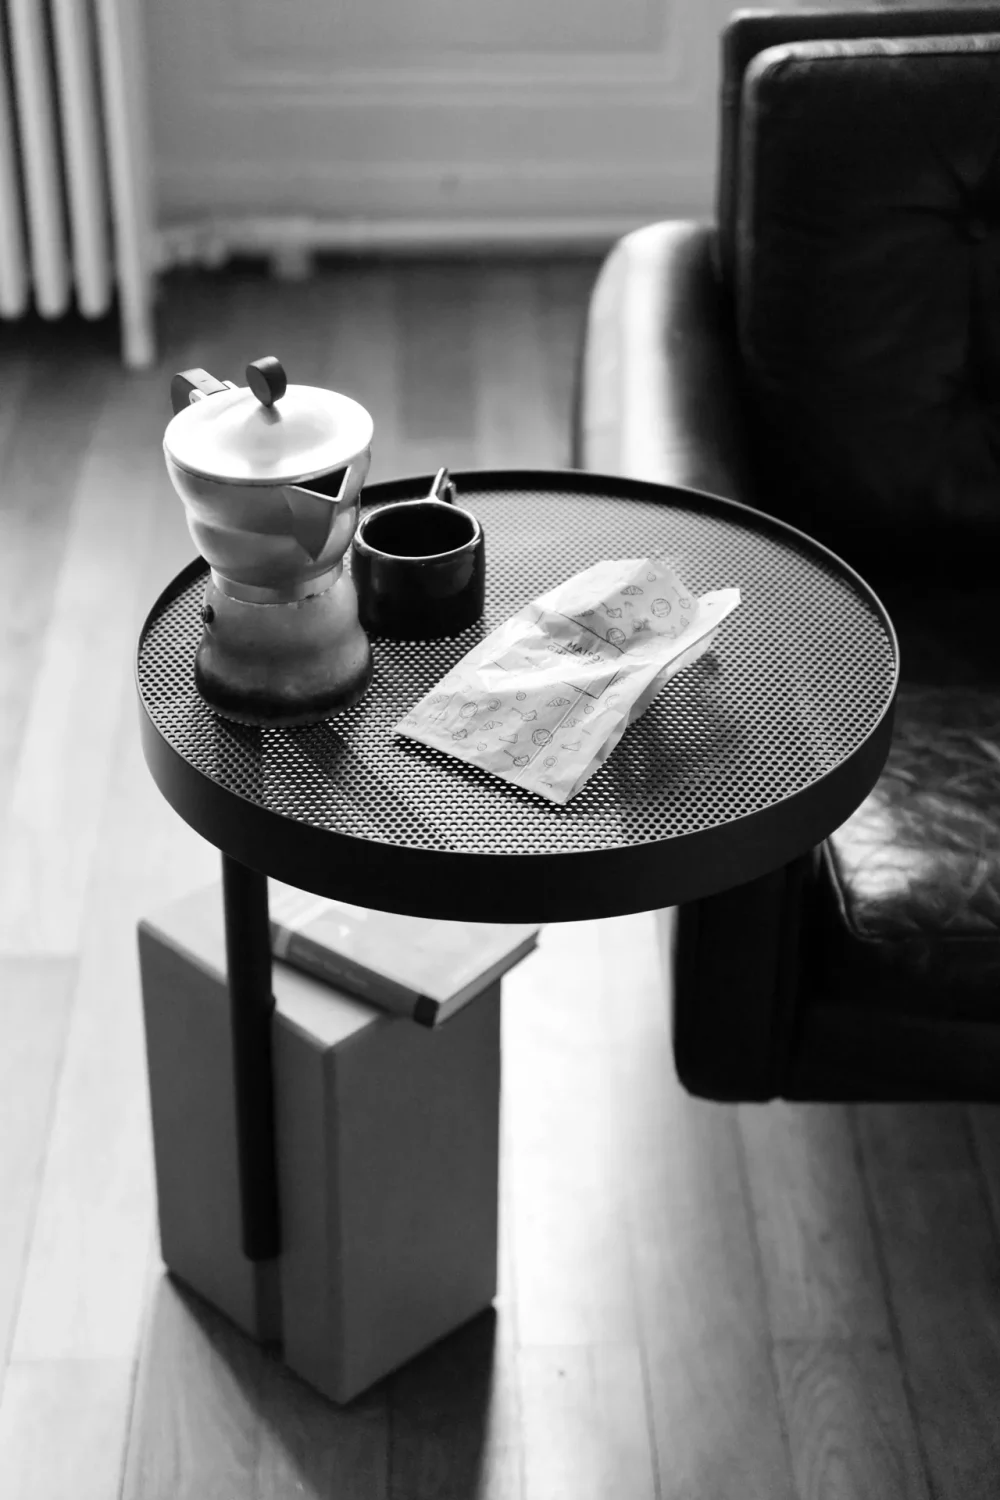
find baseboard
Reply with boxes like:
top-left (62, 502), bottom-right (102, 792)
top-left (154, 212), bottom-right (663, 272)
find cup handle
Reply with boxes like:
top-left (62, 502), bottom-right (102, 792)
top-left (428, 467), bottom-right (457, 505)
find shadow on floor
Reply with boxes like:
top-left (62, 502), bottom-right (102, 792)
top-left (126, 1272), bottom-right (509, 1499)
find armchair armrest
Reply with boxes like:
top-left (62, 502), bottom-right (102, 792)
top-left (574, 220), bottom-right (756, 502)
top-left (577, 221), bottom-right (828, 1104)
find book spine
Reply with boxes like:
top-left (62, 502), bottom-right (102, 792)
top-left (270, 925), bottom-right (441, 1026)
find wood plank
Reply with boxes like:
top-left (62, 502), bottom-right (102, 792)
top-left (9, 705), bottom-right (215, 1358)
top-left (519, 1345), bottom-right (655, 1500)
top-left (495, 1089), bottom-right (518, 1348)
top-left (536, 257), bottom-right (599, 461)
top-left (123, 1271), bottom-right (390, 1500)
top-left (318, 266), bottom-right (405, 485)
top-left (502, 920), bottom-right (639, 1347)
top-left (388, 1312), bottom-right (520, 1500)
top-left (580, 908), bottom-right (674, 1044)
top-left (255, 1384), bottom-right (388, 1500)
top-left (396, 261), bottom-right (480, 473)
top-left (221, 266), bottom-right (351, 387)
top-left (502, 912), bottom-right (622, 1051)
top-left (8, 886), bottom-right (158, 1361)
top-left (0, 346), bottom-right (35, 460)
top-left (0, 351), bottom-right (112, 796)
top-left (155, 266), bottom-right (239, 354)
top-left (0, 363), bottom-right (180, 954)
top-left (253, 1314), bottom-right (389, 1500)
top-left (0, 959), bottom-right (76, 1383)
top-left (504, 1043), bottom-right (637, 1347)
top-left (605, 913), bottom-right (795, 1500)
top-left (620, 1046), bottom-right (795, 1500)
top-left (121, 1275), bottom-right (266, 1500)
top-left (474, 267), bottom-right (564, 468)
top-left (513, 909), bottom-right (792, 1498)
top-left (857, 1103), bottom-right (974, 1175)
top-left (0, 285), bottom-right (242, 1489)
top-left (0, 276), bottom-right (241, 1331)
top-left (0, 1358), bottom-right (134, 1500)
top-left (739, 1101), bottom-right (890, 1339)
top-left (857, 1105), bottom-right (1000, 1499)
top-left (968, 1103), bottom-right (1000, 1235)
top-left (10, 388), bottom-right (218, 1358)
top-left (775, 1338), bottom-right (930, 1500)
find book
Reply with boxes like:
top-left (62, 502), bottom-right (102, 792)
top-left (268, 880), bottom-right (541, 1027)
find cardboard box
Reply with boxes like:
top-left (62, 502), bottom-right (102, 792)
top-left (137, 882), bottom-right (501, 1404)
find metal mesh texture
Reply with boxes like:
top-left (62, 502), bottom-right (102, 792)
top-left (137, 475), bottom-right (897, 857)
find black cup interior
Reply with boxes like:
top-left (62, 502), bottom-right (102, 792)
top-left (359, 500), bottom-right (475, 558)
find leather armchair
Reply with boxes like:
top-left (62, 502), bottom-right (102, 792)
top-left (575, 7), bottom-right (1000, 1102)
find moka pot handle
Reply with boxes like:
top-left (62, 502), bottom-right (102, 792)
top-left (170, 368), bottom-right (232, 415)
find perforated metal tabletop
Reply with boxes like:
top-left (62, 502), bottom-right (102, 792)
top-left (136, 469), bottom-right (898, 923)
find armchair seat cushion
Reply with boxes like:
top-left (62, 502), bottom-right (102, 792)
top-left (823, 596), bottom-right (1000, 1017)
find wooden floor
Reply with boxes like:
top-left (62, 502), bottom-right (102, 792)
top-left (2, 258), bottom-right (1000, 1499)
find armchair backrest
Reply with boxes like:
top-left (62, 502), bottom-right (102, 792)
top-left (726, 25), bottom-right (1000, 576)
top-left (718, 7), bottom-right (1000, 288)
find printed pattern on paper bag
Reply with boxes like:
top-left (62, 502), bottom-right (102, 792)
top-left (394, 555), bottom-right (741, 805)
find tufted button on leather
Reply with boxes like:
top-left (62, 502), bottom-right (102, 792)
top-left (965, 214), bottom-right (990, 243)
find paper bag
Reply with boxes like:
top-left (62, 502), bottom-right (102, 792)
top-left (394, 556), bottom-right (741, 805)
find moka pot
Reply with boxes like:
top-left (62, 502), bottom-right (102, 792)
top-left (164, 357), bottom-right (374, 726)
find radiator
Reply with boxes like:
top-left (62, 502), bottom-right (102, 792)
top-left (0, 0), bottom-right (154, 367)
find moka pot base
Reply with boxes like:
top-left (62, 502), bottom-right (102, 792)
top-left (195, 571), bottom-right (373, 728)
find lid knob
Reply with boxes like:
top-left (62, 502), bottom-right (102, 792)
top-left (246, 356), bottom-right (287, 409)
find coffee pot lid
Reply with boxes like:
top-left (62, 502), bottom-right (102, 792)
top-left (163, 357), bottom-right (374, 485)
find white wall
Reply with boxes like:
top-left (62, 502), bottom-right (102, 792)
top-left (142, 0), bottom-right (791, 259)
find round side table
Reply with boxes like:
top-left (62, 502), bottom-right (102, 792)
top-left (136, 468), bottom-right (899, 1260)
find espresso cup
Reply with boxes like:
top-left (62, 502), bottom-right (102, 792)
top-left (351, 496), bottom-right (485, 639)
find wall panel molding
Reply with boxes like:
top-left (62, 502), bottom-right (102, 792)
top-left (142, 0), bottom-right (797, 235)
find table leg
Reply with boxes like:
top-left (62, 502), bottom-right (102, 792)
top-left (221, 852), bottom-right (281, 1261)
